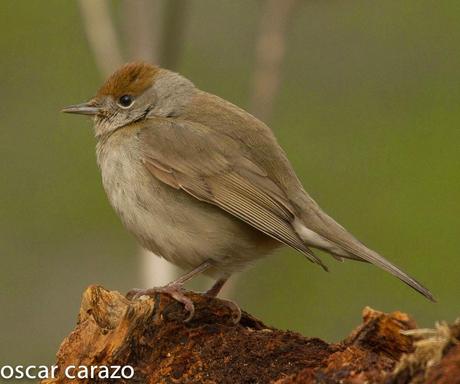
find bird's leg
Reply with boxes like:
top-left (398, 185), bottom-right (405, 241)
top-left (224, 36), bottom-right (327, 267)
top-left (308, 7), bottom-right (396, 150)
top-left (205, 278), bottom-right (228, 297)
top-left (205, 277), bottom-right (242, 324)
top-left (126, 260), bottom-right (212, 322)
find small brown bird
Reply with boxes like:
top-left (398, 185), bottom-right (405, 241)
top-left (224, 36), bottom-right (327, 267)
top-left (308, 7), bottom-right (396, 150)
top-left (63, 62), bottom-right (434, 321)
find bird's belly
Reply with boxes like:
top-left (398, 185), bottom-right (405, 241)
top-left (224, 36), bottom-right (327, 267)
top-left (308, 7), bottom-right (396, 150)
top-left (98, 146), bottom-right (276, 276)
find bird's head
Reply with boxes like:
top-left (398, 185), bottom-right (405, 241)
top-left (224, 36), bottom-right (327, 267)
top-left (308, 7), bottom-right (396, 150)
top-left (62, 62), bottom-right (196, 137)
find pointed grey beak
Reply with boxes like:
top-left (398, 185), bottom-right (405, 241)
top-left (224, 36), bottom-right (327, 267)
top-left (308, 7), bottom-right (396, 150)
top-left (61, 102), bottom-right (100, 116)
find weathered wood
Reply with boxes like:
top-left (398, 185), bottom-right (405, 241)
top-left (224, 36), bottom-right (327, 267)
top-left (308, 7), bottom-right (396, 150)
top-left (42, 285), bottom-right (459, 383)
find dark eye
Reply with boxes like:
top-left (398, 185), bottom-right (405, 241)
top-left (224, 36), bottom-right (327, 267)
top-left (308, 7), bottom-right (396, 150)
top-left (118, 94), bottom-right (134, 108)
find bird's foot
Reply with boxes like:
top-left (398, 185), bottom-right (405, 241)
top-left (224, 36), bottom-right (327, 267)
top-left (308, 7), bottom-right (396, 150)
top-left (222, 298), bottom-right (242, 324)
top-left (205, 294), bottom-right (242, 324)
top-left (126, 284), bottom-right (242, 324)
top-left (126, 283), bottom-right (195, 322)
top-left (203, 278), bottom-right (241, 324)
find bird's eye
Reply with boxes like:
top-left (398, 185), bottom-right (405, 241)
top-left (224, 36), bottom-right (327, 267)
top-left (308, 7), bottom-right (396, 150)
top-left (118, 94), bottom-right (134, 108)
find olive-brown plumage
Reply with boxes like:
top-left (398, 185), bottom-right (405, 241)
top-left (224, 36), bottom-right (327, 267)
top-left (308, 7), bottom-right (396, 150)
top-left (63, 62), bottom-right (434, 319)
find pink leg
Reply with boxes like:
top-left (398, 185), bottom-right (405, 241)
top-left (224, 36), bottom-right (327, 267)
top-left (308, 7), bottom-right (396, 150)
top-left (206, 278), bottom-right (228, 297)
top-left (126, 260), bottom-right (212, 322)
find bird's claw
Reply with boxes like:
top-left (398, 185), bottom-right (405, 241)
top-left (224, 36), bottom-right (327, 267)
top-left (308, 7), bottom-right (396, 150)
top-left (126, 284), bottom-right (195, 322)
top-left (205, 295), bottom-right (242, 324)
top-left (126, 285), bottom-right (242, 324)
top-left (223, 299), bottom-right (242, 324)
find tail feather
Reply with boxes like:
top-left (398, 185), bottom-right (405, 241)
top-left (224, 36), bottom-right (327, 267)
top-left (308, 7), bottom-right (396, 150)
top-left (298, 208), bottom-right (436, 302)
top-left (333, 239), bottom-right (435, 302)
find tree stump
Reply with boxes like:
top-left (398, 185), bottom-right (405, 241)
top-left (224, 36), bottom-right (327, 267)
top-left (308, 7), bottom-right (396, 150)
top-left (42, 285), bottom-right (459, 383)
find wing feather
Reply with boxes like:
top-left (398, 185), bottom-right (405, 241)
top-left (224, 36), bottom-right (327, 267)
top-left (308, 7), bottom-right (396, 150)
top-left (139, 119), bottom-right (327, 270)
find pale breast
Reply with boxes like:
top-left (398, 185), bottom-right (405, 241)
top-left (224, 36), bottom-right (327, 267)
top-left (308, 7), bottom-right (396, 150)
top-left (95, 129), bottom-right (275, 276)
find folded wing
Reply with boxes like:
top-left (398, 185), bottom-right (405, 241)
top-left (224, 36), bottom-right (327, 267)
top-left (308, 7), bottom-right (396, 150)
top-left (138, 118), bottom-right (327, 270)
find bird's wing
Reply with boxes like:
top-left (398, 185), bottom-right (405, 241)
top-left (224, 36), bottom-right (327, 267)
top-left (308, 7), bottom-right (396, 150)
top-left (138, 118), bottom-right (327, 270)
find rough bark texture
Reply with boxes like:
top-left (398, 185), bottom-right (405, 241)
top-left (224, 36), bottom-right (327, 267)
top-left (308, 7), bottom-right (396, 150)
top-left (42, 285), bottom-right (459, 384)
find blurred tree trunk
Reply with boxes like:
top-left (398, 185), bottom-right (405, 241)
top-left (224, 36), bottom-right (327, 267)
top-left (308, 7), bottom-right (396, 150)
top-left (159, 0), bottom-right (188, 70)
top-left (122, 0), bottom-right (188, 70)
top-left (249, 0), bottom-right (299, 123)
top-left (77, 0), bottom-right (123, 76)
top-left (122, 0), bottom-right (161, 63)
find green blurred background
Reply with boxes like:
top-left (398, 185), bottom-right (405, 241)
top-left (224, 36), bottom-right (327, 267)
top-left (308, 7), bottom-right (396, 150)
top-left (0, 0), bottom-right (459, 368)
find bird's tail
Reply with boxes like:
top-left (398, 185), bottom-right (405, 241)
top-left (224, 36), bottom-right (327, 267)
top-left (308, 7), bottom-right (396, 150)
top-left (296, 209), bottom-right (435, 302)
top-left (335, 239), bottom-right (435, 302)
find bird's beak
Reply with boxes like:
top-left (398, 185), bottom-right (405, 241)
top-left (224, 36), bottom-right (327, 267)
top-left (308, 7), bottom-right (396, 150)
top-left (61, 101), bottom-right (100, 116)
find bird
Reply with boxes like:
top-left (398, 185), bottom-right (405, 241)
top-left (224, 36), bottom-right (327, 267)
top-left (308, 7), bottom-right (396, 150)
top-left (62, 62), bottom-right (434, 321)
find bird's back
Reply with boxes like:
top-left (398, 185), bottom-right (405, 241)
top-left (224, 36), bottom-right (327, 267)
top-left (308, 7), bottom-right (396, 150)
top-left (181, 90), bottom-right (434, 301)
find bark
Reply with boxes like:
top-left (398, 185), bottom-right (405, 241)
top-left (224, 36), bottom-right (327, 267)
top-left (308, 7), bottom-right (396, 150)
top-left (42, 285), bottom-right (459, 384)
